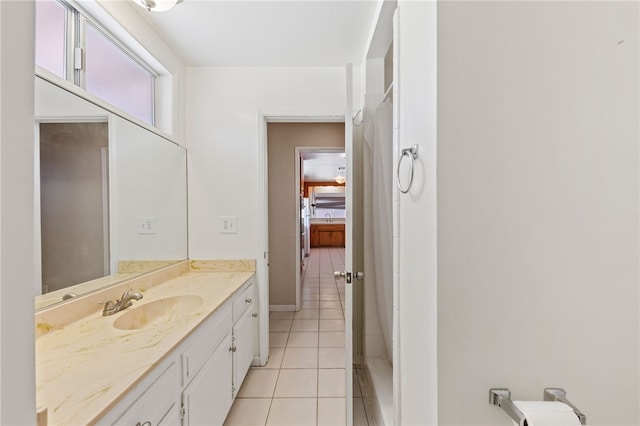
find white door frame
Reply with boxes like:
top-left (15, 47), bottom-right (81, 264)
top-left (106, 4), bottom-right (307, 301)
top-left (100, 146), bottom-right (110, 276)
top-left (344, 63), bottom-right (355, 426)
top-left (256, 113), bottom-right (344, 366)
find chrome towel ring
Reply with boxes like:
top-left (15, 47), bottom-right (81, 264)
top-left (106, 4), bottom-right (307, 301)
top-left (396, 144), bottom-right (419, 194)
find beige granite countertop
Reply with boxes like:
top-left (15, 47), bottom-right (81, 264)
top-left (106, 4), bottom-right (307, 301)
top-left (36, 264), bottom-right (255, 426)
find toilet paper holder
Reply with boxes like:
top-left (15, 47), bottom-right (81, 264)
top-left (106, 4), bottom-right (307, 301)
top-left (489, 388), bottom-right (586, 425)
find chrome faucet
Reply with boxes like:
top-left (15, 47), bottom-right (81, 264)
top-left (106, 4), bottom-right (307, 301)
top-left (101, 289), bottom-right (143, 316)
top-left (324, 213), bottom-right (332, 223)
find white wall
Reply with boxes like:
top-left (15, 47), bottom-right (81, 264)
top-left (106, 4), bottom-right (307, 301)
top-left (35, 78), bottom-right (188, 274)
top-left (0, 1), bottom-right (36, 423)
top-left (112, 118), bottom-right (187, 261)
top-left (395, 1), bottom-right (439, 424)
top-left (186, 66), bottom-right (360, 260)
top-left (437, 2), bottom-right (639, 425)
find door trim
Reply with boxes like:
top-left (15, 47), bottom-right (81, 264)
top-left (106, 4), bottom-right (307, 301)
top-left (257, 113), bottom-right (345, 367)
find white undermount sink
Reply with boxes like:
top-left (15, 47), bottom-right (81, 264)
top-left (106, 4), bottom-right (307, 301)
top-left (112, 295), bottom-right (204, 330)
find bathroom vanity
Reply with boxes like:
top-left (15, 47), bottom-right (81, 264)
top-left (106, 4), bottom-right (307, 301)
top-left (35, 260), bottom-right (257, 426)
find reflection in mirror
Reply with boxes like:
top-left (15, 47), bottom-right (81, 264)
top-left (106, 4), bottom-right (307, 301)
top-left (34, 76), bottom-right (188, 311)
top-left (308, 186), bottom-right (346, 219)
top-left (40, 122), bottom-right (110, 294)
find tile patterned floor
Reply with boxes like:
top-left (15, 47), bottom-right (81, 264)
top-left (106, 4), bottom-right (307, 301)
top-left (224, 248), bottom-right (370, 426)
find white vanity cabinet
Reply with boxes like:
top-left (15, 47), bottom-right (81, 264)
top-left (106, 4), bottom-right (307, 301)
top-left (231, 280), bottom-right (257, 398)
top-left (181, 333), bottom-right (233, 426)
top-left (95, 275), bottom-right (257, 426)
top-left (180, 304), bottom-right (232, 387)
top-left (105, 361), bottom-right (181, 426)
top-left (95, 357), bottom-right (181, 426)
top-left (180, 303), bottom-right (233, 425)
top-left (182, 279), bottom-right (257, 421)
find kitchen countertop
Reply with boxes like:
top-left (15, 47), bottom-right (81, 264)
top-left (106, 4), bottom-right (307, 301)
top-left (36, 268), bottom-right (254, 426)
top-left (309, 218), bottom-right (346, 224)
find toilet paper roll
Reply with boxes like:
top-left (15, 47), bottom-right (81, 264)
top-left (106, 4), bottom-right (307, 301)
top-left (512, 401), bottom-right (581, 426)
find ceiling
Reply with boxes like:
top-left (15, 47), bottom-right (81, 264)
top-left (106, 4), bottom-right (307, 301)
top-left (303, 152), bottom-right (345, 182)
top-left (129, 1), bottom-right (365, 180)
top-left (128, 1), bottom-right (364, 180)
top-left (129, 0), bottom-right (379, 67)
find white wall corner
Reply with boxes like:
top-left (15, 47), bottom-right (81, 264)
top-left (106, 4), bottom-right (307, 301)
top-left (0, 1), bottom-right (37, 423)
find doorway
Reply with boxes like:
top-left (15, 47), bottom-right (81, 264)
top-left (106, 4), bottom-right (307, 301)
top-left (224, 120), bottom-right (372, 425)
top-left (298, 148), bottom-right (346, 306)
top-left (266, 122), bottom-right (345, 312)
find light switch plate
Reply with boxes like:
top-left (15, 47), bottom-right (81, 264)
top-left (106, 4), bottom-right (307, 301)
top-left (137, 217), bottom-right (156, 234)
top-left (219, 216), bottom-right (238, 234)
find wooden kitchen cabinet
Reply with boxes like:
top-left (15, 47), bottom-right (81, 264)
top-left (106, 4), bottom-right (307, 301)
top-left (310, 224), bottom-right (345, 248)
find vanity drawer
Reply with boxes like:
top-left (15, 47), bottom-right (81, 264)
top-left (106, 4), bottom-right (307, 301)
top-left (181, 304), bottom-right (232, 386)
top-left (111, 361), bottom-right (179, 426)
top-left (233, 280), bottom-right (255, 323)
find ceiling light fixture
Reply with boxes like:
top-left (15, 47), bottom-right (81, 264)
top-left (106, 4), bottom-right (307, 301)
top-left (135, 0), bottom-right (182, 12)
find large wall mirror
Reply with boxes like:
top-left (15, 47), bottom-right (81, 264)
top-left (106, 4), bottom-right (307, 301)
top-left (34, 76), bottom-right (188, 310)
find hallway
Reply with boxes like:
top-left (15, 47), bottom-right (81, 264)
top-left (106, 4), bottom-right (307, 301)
top-left (224, 247), bottom-right (369, 425)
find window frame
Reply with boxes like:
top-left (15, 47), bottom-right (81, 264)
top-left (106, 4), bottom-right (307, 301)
top-left (34, 0), bottom-right (73, 80)
top-left (36, 0), bottom-right (159, 126)
top-left (78, 16), bottom-right (158, 124)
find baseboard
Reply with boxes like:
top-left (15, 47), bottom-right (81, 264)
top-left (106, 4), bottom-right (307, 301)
top-left (269, 305), bottom-right (296, 311)
top-left (251, 355), bottom-right (262, 367)
top-left (364, 357), bottom-right (394, 426)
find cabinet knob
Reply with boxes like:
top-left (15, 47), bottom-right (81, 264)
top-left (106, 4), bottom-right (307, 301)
top-left (136, 422), bottom-right (151, 426)
top-left (252, 313), bottom-right (258, 318)
top-left (245, 298), bottom-right (252, 304)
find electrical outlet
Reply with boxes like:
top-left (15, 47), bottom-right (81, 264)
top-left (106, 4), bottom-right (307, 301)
top-left (219, 216), bottom-right (237, 234)
top-left (137, 217), bottom-right (156, 234)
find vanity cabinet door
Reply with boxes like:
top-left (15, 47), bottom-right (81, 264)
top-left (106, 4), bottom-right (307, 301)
top-left (232, 281), bottom-right (255, 323)
top-left (158, 404), bottom-right (181, 426)
top-left (181, 305), bottom-right (232, 386)
top-left (232, 307), bottom-right (256, 398)
top-left (181, 333), bottom-right (233, 426)
top-left (107, 362), bottom-right (179, 426)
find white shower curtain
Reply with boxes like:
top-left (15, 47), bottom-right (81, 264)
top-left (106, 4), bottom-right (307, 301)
top-left (364, 98), bottom-right (394, 363)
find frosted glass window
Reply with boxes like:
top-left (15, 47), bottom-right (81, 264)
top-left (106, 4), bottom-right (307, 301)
top-left (35, 0), bottom-right (67, 79)
top-left (85, 23), bottom-right (155, 124)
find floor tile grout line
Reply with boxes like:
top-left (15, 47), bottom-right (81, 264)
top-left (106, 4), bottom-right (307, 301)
top-left (248, 248), bottom-right (349, 426)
